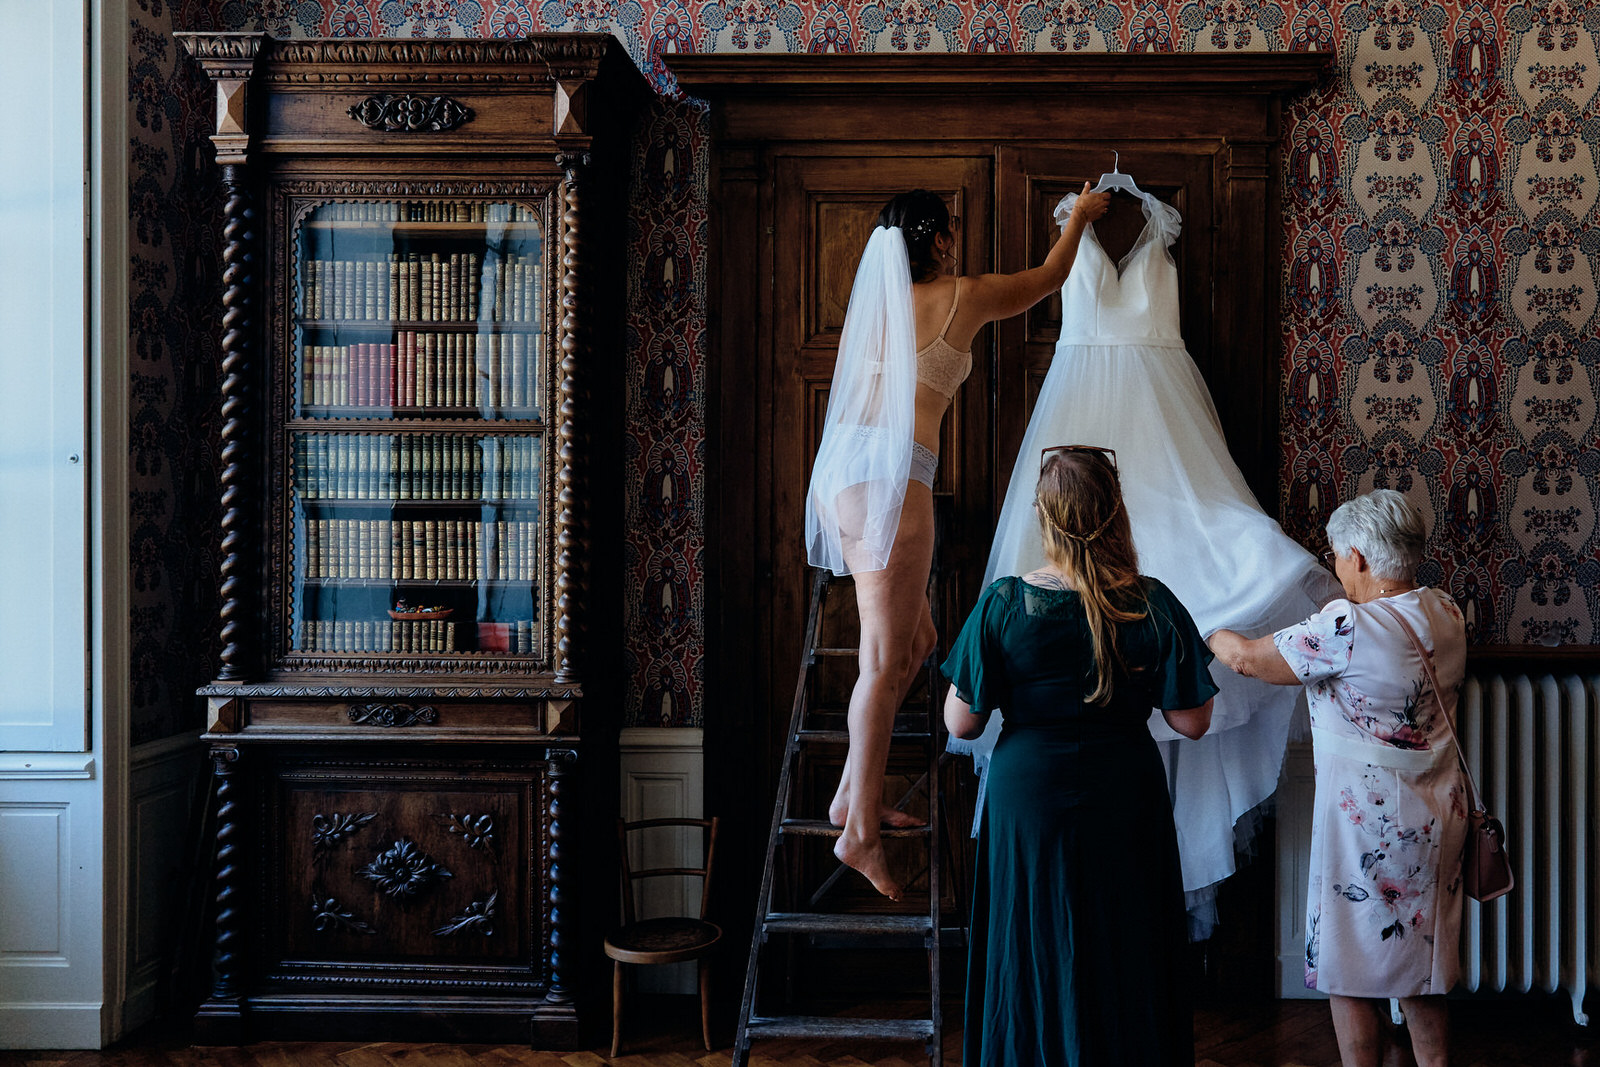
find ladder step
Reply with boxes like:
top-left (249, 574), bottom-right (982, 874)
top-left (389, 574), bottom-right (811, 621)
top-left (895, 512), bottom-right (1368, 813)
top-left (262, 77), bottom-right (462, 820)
top-left (795, 729), bottom-right (932, 744)
top-left (764, 911), bottom-right (932, 936)
top-left (744, 1015), bottom-right (935, 1042)
top-left (779, 818), bottom-right (930, 839)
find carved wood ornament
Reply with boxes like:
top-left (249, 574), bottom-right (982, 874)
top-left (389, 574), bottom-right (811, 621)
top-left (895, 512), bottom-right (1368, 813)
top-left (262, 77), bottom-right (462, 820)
top-left (347, 94), bottom-right (474, 132)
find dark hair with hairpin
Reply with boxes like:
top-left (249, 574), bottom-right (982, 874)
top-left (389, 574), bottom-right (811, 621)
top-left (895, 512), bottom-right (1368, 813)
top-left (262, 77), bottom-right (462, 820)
top-left (877, 189), bottom-right (951, 282)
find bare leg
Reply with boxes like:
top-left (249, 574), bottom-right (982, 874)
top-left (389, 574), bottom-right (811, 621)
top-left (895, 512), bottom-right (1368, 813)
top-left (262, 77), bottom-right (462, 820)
top-left (830, 487), bottom-right (936, 899)
top-left (829, 602), bottom-right (934, 831)
top-left (1330, 995), bottom-right (1383, 1067)
top-left (1398, 995), bottom-right (1449, 1067)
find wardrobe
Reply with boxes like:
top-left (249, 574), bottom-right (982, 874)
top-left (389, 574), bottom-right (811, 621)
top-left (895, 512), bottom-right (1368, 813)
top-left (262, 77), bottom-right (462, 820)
top-left (669, 52), bottom-right (1331, 970)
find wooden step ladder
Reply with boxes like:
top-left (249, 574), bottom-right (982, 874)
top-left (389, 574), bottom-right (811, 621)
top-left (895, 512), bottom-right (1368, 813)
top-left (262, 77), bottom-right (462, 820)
top-left (732, 568), bottom-right (953, 1067)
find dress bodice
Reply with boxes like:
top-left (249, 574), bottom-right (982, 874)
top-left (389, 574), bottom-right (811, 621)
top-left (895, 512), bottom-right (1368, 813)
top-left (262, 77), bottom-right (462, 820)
top-left (1055, 192), bottom-right (1184, 348)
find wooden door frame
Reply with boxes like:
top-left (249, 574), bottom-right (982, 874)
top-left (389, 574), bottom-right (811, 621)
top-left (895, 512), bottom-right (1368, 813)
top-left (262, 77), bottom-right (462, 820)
top-left (671, 51), bottom-right (1331, 962)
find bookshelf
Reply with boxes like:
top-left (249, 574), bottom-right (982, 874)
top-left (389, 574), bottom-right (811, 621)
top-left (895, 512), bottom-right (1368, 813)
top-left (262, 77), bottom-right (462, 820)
top-left (178, 33), bottom-right (642, 1047)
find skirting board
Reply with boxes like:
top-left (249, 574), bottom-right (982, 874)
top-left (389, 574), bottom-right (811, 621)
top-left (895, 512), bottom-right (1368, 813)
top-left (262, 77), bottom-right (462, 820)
top-left (618, 727), bottom-right (705, 995)
top-left (0, 1003), bottom-right (104, 1049)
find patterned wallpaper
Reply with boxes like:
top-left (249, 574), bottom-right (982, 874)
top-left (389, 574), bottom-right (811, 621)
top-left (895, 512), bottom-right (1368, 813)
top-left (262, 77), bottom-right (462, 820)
top-left (129, 0), bottom-right (224, 745)
top-left (139, 0), bottom-right (1597, 740)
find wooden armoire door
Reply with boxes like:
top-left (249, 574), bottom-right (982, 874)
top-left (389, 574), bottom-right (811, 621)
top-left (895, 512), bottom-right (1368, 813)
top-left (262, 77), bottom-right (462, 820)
top-left (763, 152), bottom-right (993, 917)
top-left (992, 146), bottom-right (1218, 510)
top-left (769, 152), bottom-right (994, 673)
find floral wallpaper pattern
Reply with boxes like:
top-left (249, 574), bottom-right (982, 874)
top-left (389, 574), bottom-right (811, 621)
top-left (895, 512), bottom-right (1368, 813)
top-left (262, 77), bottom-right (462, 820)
top-left (137, 0), bottom-right (1598, 739)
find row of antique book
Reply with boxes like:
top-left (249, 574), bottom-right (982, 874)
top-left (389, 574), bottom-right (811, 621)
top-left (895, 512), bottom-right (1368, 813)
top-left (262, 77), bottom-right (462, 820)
top-left (299, 331), bottom-right (543, 410)
top-left (293, 433), bottom-right (541, 501)
top-left (300, 251), bottom-right (543, 323)
top-left (297, 618), bottom-right (540, 654)
top-left (303, 518), bottom-right (540, 581)
top-left (314, 202), bottom-right (540, 223)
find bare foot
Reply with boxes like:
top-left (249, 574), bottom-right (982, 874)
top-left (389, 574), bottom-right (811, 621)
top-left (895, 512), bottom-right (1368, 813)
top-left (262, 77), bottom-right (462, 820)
top-left (880, 806), bottom-right (926, 828)
top-left (829, 801), bottom-right (926, 829)
top-left (833, 836), bottom-right (902, 901)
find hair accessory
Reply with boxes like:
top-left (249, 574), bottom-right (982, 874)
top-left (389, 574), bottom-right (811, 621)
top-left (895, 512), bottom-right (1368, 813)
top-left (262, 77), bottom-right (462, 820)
top-left (904, 216), bottom-right (938, 242)
top-left (1038, 496), bottom-right (1123, 545)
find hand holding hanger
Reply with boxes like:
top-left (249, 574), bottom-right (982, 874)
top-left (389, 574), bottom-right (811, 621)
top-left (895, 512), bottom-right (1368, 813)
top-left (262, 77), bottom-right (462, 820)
top-left (1068, 180), bottom-right (1112, 225)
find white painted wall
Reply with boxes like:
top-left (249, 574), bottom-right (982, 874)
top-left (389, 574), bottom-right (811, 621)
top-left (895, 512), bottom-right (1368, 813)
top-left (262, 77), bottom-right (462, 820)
top-left (0, 0), bottom-right (136, 1048)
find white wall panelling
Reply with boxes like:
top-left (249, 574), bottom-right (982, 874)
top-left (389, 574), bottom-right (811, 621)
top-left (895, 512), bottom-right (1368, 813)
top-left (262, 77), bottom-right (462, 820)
top-left (618, 727), bottom-right (705, 994)
top-left (1274, 742), bottom-right (1321, 1000)
top-left (123, 734), bottom-right (204, 1032)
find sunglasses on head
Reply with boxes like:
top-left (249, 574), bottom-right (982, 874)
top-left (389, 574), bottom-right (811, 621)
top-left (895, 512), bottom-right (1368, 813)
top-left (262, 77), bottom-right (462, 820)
top-left (1040, 444), bottom-right (1118, 476)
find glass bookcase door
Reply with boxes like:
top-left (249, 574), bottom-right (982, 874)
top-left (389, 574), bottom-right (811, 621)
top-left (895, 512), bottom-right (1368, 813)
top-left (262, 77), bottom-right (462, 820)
top-left (288, 431), bottom-right (542, 657)
top-left (293, 201), bottom-right (545, 421)
top-left (284, 199), bottom-right (548, 664)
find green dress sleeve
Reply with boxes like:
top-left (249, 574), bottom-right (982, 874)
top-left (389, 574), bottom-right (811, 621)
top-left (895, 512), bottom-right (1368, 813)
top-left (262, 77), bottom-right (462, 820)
top-left (940, 577), bottom-right (1014, 716)
top-left (1139, 578), bottom-right (1221, 710)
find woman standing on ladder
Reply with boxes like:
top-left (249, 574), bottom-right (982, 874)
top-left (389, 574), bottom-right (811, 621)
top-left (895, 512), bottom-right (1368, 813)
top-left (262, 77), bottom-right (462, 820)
top-left (808, 185), bottom-right (1110, 899)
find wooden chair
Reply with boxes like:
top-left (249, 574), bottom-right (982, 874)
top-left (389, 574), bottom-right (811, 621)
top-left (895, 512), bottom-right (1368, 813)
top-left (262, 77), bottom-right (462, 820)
top-left (604, 816), bottom-right (721, 1057)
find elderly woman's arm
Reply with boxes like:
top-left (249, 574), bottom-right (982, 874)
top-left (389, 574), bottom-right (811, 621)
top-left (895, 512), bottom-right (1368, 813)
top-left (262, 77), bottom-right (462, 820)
top-left (1208, 629), bottom-right (1301, 685)
top-left (943, 685), bottom-right (991, 740)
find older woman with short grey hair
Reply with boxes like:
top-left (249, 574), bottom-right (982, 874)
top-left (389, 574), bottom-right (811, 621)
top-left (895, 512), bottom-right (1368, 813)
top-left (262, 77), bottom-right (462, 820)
top-left (1208, 489), bottom-right (1469, 1067)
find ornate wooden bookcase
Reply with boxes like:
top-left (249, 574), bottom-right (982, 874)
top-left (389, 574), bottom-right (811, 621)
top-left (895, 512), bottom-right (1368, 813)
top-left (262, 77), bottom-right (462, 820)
top-left (177, 33), bottom-right (643, 1045)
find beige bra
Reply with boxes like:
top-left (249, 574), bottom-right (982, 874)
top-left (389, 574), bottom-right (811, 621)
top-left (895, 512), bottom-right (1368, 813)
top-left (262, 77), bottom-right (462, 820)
top-left (916, 278), bottom-right (973, 400)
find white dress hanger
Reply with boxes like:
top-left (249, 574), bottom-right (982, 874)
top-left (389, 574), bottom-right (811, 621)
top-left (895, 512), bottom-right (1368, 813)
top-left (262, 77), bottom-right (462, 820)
top-left (1091, 150), bottom-right (1146, 197)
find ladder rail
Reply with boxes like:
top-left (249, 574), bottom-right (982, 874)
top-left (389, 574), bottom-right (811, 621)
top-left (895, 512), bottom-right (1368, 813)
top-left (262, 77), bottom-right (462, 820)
top-left (732, 568), bottom-right (832, 1063)
top-left (735, 566), bottom-right (949, 1067)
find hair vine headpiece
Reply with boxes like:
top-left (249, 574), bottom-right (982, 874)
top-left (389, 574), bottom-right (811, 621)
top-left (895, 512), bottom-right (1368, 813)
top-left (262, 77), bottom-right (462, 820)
top-left (1040, 497), bottom-right (1123, 545)
top-left (904, 217), bottom-right (939, 243)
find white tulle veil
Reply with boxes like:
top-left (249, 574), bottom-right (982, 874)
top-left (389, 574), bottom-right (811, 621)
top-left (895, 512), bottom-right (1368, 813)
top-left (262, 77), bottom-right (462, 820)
top-left (804, 226), bottom-right (918, 575)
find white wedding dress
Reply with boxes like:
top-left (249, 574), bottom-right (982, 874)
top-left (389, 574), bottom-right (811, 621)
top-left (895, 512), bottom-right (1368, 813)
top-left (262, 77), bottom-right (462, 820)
top-left (952, 191), bottom-right (1343, 933)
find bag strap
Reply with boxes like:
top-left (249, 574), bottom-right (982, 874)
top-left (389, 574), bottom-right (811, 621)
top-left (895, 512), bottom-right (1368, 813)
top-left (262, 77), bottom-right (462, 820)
top-left (1370, 597), bottom-right (1483, 813)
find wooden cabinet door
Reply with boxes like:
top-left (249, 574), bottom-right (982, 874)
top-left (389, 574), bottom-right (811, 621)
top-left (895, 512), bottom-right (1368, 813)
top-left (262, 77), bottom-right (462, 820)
top-left (992, 146), bottom-right (1218, 511)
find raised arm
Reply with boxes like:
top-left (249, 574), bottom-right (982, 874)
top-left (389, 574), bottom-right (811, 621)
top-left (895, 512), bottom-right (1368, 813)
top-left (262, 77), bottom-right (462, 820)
top-left (962, 182), bottom-right (1111, 323)
top-left (1208, 629), bottom-right (1301, 686)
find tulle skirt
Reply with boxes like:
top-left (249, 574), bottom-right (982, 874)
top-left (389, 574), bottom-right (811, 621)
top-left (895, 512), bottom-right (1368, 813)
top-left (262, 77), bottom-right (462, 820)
top-left (954, 340), bottom-right (1343, 921)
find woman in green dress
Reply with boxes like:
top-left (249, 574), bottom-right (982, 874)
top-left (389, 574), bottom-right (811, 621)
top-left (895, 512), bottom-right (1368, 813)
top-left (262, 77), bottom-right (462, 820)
top-left (943, 445), bottom-right (1218, 1066)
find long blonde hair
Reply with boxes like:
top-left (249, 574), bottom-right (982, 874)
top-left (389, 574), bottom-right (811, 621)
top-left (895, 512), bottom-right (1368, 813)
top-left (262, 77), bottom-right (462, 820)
top-left (1036, 450), bottom-right (1147, 705)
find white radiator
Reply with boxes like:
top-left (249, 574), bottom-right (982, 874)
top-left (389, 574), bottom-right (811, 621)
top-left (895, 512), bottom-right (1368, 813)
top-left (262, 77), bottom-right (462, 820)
top-left (1275, 669), bottom-right (1599, 1025)
top-left (1456, 671), bottom-right (1599, 1026)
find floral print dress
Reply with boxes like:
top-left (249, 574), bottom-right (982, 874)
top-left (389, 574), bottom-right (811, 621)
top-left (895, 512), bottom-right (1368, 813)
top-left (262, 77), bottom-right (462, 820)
top-left (1272, 588), bottom-right (1470, 998)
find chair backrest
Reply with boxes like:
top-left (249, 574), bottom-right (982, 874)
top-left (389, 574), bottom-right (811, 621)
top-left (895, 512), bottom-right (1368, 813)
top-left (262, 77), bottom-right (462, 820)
top-left (617, 816), bottom-right (720, 926)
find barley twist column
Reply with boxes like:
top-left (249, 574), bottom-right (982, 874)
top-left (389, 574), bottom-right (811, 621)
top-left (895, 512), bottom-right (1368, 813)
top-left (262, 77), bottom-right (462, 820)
top-left (553, 153), bottom-right (589, 685)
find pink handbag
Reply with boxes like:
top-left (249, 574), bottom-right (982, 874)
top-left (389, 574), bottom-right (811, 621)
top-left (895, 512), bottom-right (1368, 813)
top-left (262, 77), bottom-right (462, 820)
top-left (1373, 599), bottom-right (1514, 903)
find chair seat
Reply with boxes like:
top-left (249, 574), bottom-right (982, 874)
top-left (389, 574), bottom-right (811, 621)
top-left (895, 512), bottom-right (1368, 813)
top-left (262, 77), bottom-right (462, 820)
top-left (605, 917), bottom-right (722, 965)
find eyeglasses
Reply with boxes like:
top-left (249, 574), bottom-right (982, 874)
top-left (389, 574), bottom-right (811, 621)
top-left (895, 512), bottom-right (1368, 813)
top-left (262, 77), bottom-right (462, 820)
top-left (1321, 548), bottom-right (1339, 567)
top-left (1041, 444), bottom-right (1118, 476)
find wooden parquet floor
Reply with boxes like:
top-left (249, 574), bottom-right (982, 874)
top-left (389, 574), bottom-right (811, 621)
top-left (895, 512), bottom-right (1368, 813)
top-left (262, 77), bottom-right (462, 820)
top-left (1, 996), bottom-right (1593, 1067)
